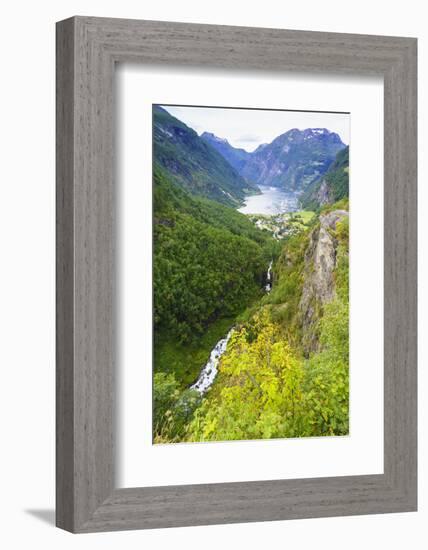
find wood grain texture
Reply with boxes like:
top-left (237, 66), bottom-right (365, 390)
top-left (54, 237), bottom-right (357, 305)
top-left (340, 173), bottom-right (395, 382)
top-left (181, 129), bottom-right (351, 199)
top-left (56, 16), bottom-right (417, 533)
top-left (56, 17), bottom-right (75, 532)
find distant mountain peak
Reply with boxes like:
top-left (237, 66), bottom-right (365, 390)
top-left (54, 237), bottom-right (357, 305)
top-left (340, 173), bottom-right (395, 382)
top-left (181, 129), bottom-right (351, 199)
top-left (201, 132), bottom-right (251, 174)
top-left (201, 131), bottom-right (228, 143)
top-left (302, 127), bottom-right (341, 139)
top-left (305, 127), bottom-right (329, 134)
top-left (153, 108), bottom-right (258, 207)
top-left (242, 127), bottom-right (345, 191)
top-left (155, 108), bottom-right (346, 199)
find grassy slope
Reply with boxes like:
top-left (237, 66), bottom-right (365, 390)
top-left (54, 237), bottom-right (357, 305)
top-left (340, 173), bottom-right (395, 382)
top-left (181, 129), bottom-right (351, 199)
top-left (294, 211), bottom-right (316, 224)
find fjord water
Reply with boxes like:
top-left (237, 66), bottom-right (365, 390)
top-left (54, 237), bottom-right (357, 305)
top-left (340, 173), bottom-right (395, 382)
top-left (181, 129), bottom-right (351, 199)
top-left (238, 185), bottom-right (300, 215)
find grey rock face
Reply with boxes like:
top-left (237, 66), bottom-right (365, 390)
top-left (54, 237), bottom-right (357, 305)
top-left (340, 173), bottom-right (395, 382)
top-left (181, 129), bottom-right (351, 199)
top-left (241, 128), bottom-right (345, 191)
top-left (299, 210), bottom-right (349, 354)
top-left (301, 146), bottom-right (349, 210)
top-left (315, 179), bottom-right (331, 206)
top-left (200, 132), bottom-right (251, 173)
top-left (201, 127), bottom-right (346, 193)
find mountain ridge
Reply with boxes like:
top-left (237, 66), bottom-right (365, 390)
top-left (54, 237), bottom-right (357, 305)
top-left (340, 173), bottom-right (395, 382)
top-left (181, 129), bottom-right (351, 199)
top-left (201, 126), bottom-right (346, 193)
top-left (300, 146), bottom-right (349, 210)
top-left (153, 106), bottom-right (258, 207)
top-left (154, 106), bottom-right (347, 207)
top-left (200, 132), bottom-right (251, 173)
top-left (242, 127), bottom-right (345, 191)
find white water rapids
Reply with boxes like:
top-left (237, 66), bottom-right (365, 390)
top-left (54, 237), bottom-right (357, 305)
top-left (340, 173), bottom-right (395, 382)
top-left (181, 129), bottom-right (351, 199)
top-left (189, 260), bottom-right (273, 395)
top-left (189, 329), bottom-right (234, 395)
top-left (265, 260), bottom-right (273, 292)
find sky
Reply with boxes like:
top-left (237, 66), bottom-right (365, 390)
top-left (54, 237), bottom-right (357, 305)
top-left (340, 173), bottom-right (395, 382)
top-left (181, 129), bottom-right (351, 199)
top-left (162, 105), bottom-right (350, 152)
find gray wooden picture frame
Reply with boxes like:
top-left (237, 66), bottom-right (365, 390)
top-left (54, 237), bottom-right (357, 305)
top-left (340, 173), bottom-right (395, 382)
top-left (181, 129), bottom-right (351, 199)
top-left (56, 16), bottom-right (417, 533)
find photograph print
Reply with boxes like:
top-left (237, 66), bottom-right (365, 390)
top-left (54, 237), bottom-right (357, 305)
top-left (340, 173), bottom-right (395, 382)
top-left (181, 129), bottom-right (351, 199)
top-left (152, 104), bottom-right (350, 444)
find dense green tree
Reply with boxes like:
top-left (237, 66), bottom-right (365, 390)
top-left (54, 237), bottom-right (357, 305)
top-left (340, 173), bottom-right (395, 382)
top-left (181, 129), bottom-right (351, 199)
top-left (153, 166), bottom-right (349, 444)
top-left (153, 167), bottom-right (274, 343)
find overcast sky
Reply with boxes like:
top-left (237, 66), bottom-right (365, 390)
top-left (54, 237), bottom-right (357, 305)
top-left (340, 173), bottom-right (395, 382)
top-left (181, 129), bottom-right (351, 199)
top-left (161, 105), bottom-right (350, 152)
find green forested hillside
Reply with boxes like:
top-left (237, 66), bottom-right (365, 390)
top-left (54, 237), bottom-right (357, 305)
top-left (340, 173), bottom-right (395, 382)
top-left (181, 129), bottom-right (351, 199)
top-left (301, 146), bottom-right (349, 210)
top-left (153, 106), bottom-right (258, 206)
top-left (186, 211), bottom-right (349, 441)
top-left (154, 189), bottom-right (349, 443)
top-left (153, 167), bottom-right (278, 396)
top-left (154, 165), bottom-right (273, 247)
top-left (152, 108), bottom-right (349, 445)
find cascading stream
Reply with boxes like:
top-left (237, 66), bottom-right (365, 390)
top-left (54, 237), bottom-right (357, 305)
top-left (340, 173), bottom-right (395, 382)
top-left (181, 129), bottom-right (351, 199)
top-left (189, 329), bottom-right (234, 395)
top-left (190, 260), bottom-right (273, 395)
top-left (265, 260), bottom-right (273, 292)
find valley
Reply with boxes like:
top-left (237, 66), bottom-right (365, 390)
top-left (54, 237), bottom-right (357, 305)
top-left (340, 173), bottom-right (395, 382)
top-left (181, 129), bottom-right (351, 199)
top-left (152, 105), bottom-right (350, 444)
top-left (246, 210), bottom-right (316, 240)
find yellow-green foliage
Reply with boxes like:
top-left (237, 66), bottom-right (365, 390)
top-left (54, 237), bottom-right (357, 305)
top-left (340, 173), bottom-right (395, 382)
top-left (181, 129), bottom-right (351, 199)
top-left (154, 207), bottom-right (350, 443)
top-left (301, 214), bottom-right (349, 435)
top-left (289, 210), bottom-right (316, 228)
top-left (303, 297), bottom-right (349, 436)
top-left (187, 311), bottom-right (307, 441)
top-left (261, 230), bottom-right (309, 342)
top-left (321, 197), bottom-right (349, 214)
top-left (334, 216), bottom-right (349, 301)
top-left (186, 299), bottom-right (349, 441)
top-left (184, 213), bottom-right (349, 442)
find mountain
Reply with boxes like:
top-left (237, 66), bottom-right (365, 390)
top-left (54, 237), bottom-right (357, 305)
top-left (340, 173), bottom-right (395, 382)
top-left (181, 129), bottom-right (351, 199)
top-left (241, 128), bottom-right (345, 191)
top-left (253, 143), bottom-right (269, 154)
top-left (200, 132), bottom-right (251, 173)
top-left (301, 146), bottom-right (349, 210)
top-left (153, 106), bottom-right (258, 207)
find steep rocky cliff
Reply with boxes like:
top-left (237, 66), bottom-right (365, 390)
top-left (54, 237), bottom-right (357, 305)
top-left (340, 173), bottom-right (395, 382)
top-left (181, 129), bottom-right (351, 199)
top-left (153, 106), bottom-right (258, 207)
top-left (299, 210), bottom-right (349, 355)
top-left (301, 146), bottom-right (349, 210)
top-left (241, 128), bottom-right (345, 191)
top-left (200, 132), bottom-right (251, 173)
top-left (199, 127), bottom-right (345, 192)
top-left (312, 178), bottom-right (332, 207)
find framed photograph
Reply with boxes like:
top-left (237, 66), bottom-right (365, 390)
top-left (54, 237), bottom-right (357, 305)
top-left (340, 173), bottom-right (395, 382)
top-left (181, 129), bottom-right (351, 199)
top-left (56, 17), bottom-right (417, 532)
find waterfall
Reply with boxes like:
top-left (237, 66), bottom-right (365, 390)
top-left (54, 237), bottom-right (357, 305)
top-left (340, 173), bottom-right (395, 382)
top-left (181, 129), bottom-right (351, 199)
top-left (265, 260), bottom-right (273, 292)
top-left (190, 329), bottom-right (234, 395)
